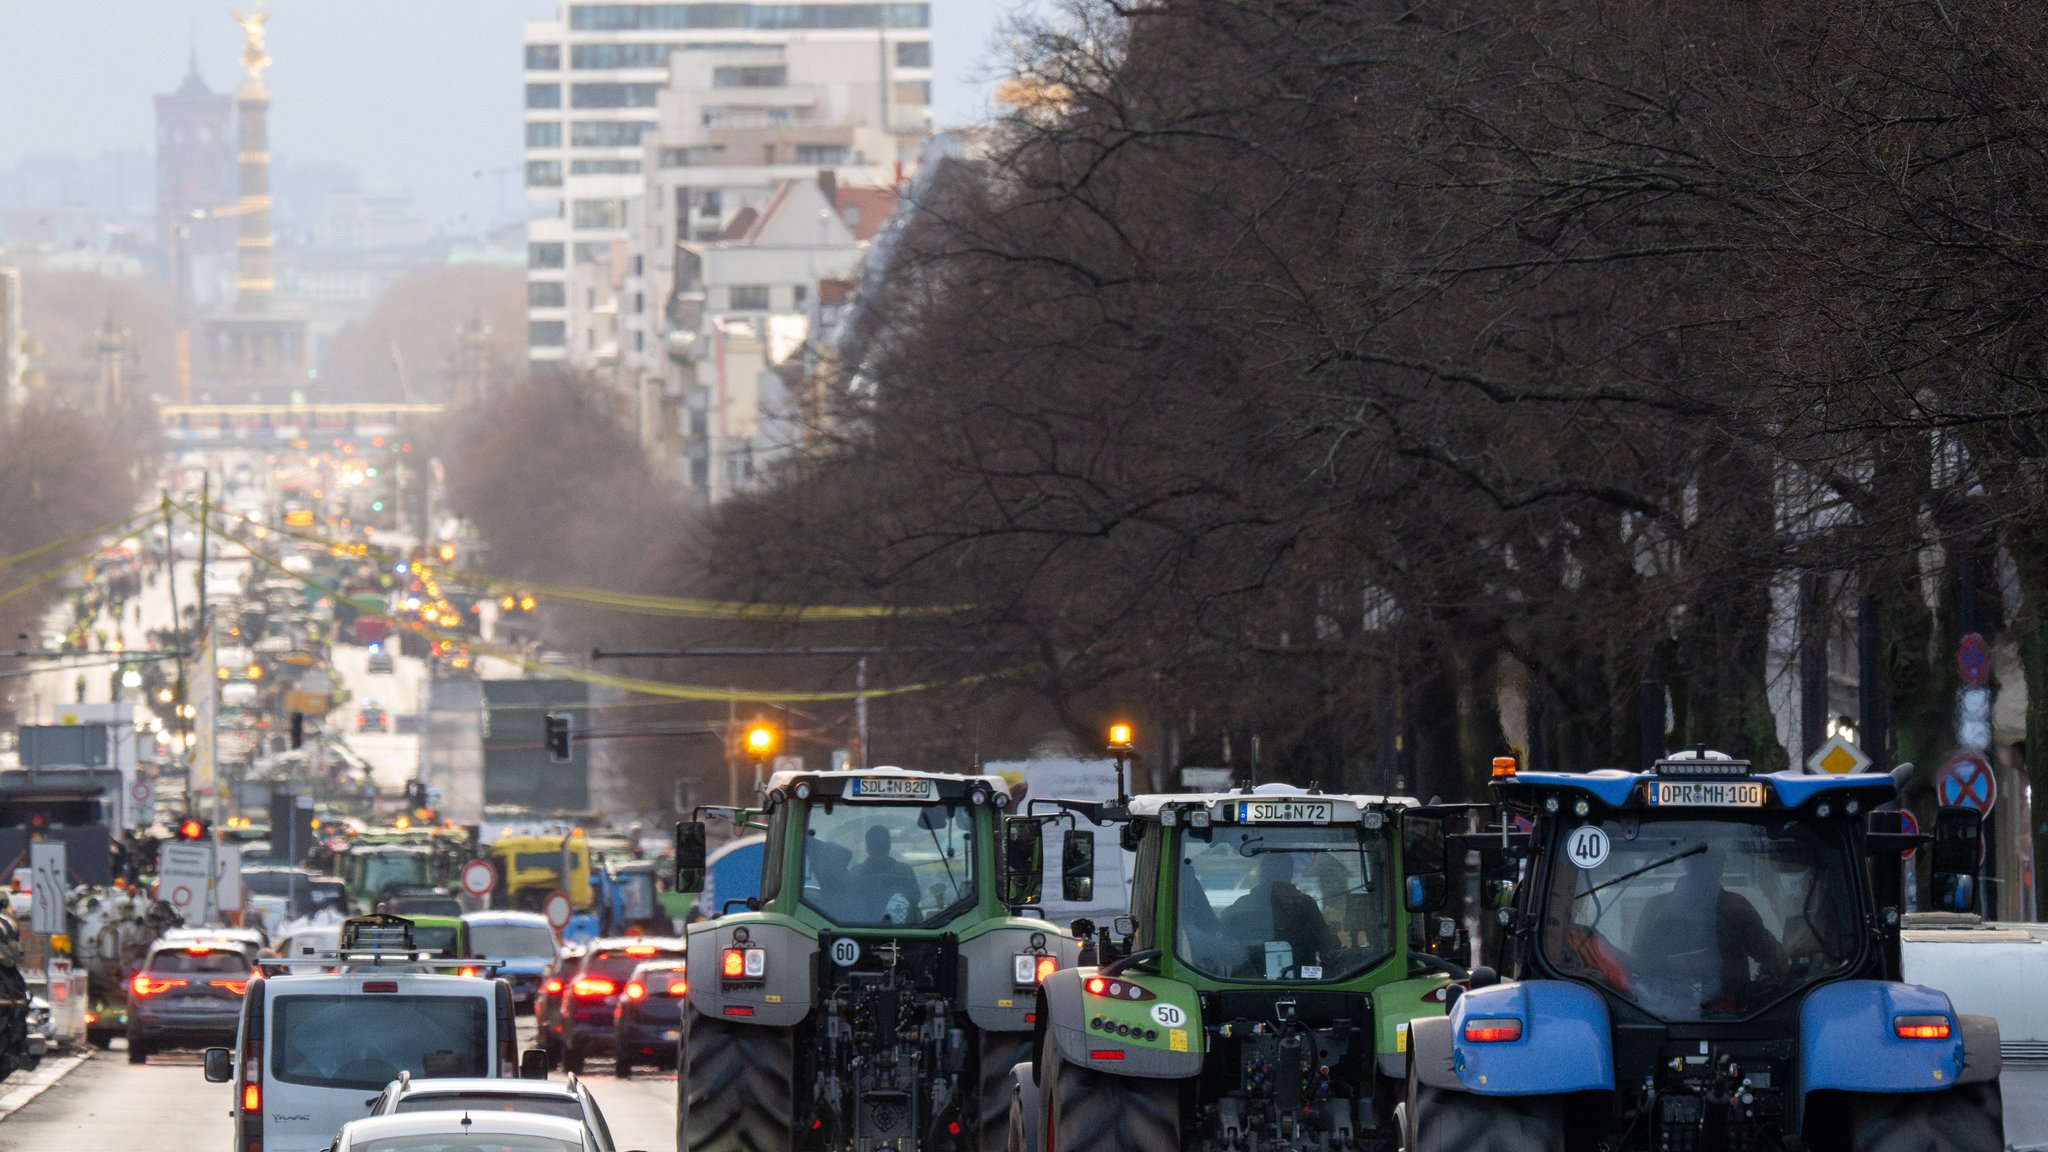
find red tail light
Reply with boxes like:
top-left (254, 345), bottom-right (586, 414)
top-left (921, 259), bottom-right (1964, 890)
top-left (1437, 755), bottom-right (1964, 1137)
top-left (185, 945), bottom-right (215, 955)
top-left (624, 981), bottom-right (646, 1001)
top-left (667, 977), bottom-right (689, 997)
top-left (131, 975), bottom-right (187, 997)
top-left (544, 978), bottom-right (564, 995)
top-left (243, 1083), bottom-right (261, 1111)
top-left (624, 945), bottom-right (658, 956)
top-left (571, 978), bottom-right (617, 998)
top-left (1895, 1014), bottom-right (1952, 1040)
top-left (209, 979), bottom-right (251, 995)
top-left (1463, 1017), bottom-right (1524, 1043)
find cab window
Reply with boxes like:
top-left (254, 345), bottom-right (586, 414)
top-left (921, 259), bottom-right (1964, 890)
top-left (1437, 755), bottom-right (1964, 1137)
top-left (799, 801), bottom-right (975, 927)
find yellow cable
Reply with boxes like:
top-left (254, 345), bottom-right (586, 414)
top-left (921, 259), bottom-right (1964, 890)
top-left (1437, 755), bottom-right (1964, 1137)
top-left (0, 509), bottom-right (152, 575)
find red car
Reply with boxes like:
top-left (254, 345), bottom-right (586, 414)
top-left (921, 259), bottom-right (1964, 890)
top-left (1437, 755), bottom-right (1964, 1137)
top-left (537, 938), bottom-right (685, 1073)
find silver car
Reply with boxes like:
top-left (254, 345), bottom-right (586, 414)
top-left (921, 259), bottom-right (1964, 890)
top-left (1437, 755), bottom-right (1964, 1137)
top-left (365, 1075), bottom-right (619, 1152)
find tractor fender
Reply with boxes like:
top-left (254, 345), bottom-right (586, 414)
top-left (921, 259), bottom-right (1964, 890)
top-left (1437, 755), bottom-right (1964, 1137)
top-left (1011, 1062), bottom-right (1044, 1151)
top-left (684, 915), bottom-right (815, 1027)
top-left (955, 922), bottom-right (1082, 1033)
top-left (1955, 1014), bottom-right (2001, 1086)
top-left (1799, 981), bottom-right (1971, 1094)
top-left (1407, 1015), bottom-right (1459, 1089)
top-left (1039, 967), bottom-right (1204, 1079)
top-left (1448, 980), bottom-right (1614, 1096)
top-left (1376, 975), bottom-right (1454, 1080)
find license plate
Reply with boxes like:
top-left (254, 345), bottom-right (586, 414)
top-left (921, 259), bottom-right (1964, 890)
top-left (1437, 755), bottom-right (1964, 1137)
top-left (1234, 800), bottom-right (1332, 824)
top-left (1650, 781), bottom-right (1764, 807)
top-left (848, 776), bottom-right (935, 801)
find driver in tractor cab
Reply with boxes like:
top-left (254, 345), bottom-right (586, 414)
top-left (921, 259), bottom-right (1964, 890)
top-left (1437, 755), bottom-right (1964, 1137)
top-left (1633, 845), bottom-right (1784, 1011)
top-left (1223, 850), bottom-right (1338, 974)
top-left (853, 824), bottom-right (922, 925)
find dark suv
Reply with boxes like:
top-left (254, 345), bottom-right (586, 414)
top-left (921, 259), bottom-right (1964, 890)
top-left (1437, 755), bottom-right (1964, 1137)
top-left (537, 938), bottom-right (683, 1073)
top-left (127, 938), bottom-right (254, 1063)
top-left (611, 960), bottom-right (686, 1078)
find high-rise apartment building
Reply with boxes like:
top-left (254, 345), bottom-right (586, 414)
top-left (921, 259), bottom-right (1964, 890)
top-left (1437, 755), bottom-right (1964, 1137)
top-left (521, 1), bottom-right (933, 380)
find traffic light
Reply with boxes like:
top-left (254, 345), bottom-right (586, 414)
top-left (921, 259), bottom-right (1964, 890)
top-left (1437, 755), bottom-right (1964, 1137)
top-left (177, 817), bottom-right (209, 841)
top-left (290, 711), bottom-right (305, 750)
top-left (545, 712), bottom-right (573, 763)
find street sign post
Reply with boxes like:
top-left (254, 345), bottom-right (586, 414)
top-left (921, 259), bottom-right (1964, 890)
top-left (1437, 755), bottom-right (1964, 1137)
top-left (29, 843), bottom-right (66, 935)
top-left (541, 889), bottom-right (572, 935)
top-left (1806, 733), bottom-right (1871, 776)
top-left (461, 859), bottom-right (495, 900)
top-left (1957, 633), bottom-right (1991, 688)
top-left (159, 843), bottom-right (212, 925)
top-left (1935, 753), bottom-right (1997, 815)
top-left (1899, 810), bottom-right (1919, 862)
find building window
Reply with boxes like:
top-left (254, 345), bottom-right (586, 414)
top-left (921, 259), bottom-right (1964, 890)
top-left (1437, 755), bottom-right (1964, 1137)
top-left (573, 199), bottom-right (627, 229)
top-left (573, 241), bottom-right (615, 263)
top-left (526, 121), bottom-right (561, 148)
top-left (570, 158), bottom-right (642, 176)
top-left (893, 81), bottom-right (930, 106)
top-left (794, 284), bottom-right (808, 307)
top-left (634, 292), bottom-right (646, 313)
top-left (525, 44), bottom-right (561, 70)
top-left (571, 4), bottom-right (928, 30)
top-left (635, 330), bottom-right (646, 352)
top-left (526, 83), bottom-right (562, 109)
top-left (529, 320), bottom-right (567, 346)
top-left (895, 40), bottom-right (930, 68)
top-left (529, 281), bottom-right (568, 308)
top-left (571, 83), bottom-right (661, 109)
top-left (795, 145), bottom-right (848, 166)
top-left (661, 146), bottom-right (717, 168)
top-left (633, 255), bottom-right (644, 276)
top-left (571, 121), bottom-right (656, 148)
top-left (728, 285), bottom-right (770, 311)
top-left (571, 43), bottom-right (674, 69)
top-left (713, 65), bottom-right (788, 88)
top-left (529, 242), bottom-right (566, 269)
top-left (526, 160), bottom-right (564, 187)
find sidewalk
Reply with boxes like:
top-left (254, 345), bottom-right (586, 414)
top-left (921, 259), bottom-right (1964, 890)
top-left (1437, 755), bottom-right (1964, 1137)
top-left (0, 1050), bottom-right (90, 1123)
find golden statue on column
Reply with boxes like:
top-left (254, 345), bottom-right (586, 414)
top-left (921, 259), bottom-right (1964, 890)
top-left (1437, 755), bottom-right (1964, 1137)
top-left (232, 5), bottom-right (272, 93)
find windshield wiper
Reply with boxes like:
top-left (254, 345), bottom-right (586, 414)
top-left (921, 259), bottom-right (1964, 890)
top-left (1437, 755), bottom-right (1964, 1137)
top-left (1577, 843), bottom-right (1706, 898)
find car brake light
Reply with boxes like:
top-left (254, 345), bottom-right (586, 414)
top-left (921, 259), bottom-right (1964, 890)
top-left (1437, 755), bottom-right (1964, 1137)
top-left (545, 978), bottom-right (564, 995)
top-left (1463, 1017), bottom-right (1523, 1043)
top-left (363, 981), bottom-right (399, 993)
top-left (668, 977), bottom-right (689, 996)
top-left (572, 978), bottom-right (617, 998)
top-left (1895, 1014), bottom-right (1951, 1040)
top-left (209, 979), bottom-right (251, 995)
top-left (131, 975), bottom-right (187, 997)
top-left (243, 1083), bottom-right (260, 1111)
top-left (624, 945), bottom-right (657, 956)
top-left (625, 981), bottom-right (646, 1001)
top-left (186, 945), bottom-right (214, 955)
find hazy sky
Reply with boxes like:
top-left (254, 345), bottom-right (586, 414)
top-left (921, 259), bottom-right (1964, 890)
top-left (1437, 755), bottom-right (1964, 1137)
top-left (0, 0), bottom-right (1033, 233)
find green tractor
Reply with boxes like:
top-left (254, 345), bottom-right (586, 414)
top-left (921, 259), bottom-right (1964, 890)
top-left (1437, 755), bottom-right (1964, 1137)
top-left (1008, 782), bottom-right (1456, 1152)
top-left (674, 767), bottom-right (1081, 1152)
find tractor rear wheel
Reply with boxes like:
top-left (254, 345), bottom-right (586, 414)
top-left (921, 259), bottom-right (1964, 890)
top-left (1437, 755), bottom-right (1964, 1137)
top-left (1850, 1082), bottom-right (2002, 1152)
top-left (680, 1010), bottom-right (799, 1152)
top-left (1041, 1036), bottom-right (1180, 1152)
top-left (1406, 1057), bottom-right (1561, 1152)
top-left (973, 1031), bottom-right (1033, 1152)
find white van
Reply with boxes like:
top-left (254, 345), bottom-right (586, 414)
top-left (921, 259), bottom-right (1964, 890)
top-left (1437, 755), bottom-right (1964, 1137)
top-left (206, 966), bottom-right (522, 1152)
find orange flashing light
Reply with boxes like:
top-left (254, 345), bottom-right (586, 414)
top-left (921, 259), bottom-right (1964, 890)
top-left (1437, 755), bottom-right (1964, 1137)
top-left (1491, 756), bottom-right (1518, 778)
top-left (243, 1083), bottom-right (261, 1111)
top-left (1035, 956), bottom-right (1058, 984)
top-left (721, 950), bottom-right (746, 979)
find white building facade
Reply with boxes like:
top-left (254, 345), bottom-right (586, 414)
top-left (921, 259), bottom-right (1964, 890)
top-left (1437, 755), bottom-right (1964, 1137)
top-left (521, 1), bottom-right (933, 383)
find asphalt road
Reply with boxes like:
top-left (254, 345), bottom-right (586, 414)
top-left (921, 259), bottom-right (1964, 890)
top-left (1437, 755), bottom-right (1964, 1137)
top-left (0, 1036), bottom-right (677, 1152)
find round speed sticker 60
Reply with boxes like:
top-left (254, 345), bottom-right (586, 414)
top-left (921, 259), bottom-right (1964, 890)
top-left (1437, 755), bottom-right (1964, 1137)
top-left (1565, 826), bottom-right (1610, 869)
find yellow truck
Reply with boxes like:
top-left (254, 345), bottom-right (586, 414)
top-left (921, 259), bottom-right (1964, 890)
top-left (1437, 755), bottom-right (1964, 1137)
top-left (486, 833), bottom-right (591, 911)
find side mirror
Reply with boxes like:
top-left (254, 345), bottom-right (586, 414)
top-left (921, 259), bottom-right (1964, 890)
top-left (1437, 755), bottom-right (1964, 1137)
top-left (1930, 806), bottom-right (1984, 914)
top-left (1061, 830), bottom-right (1095, 903)
top-left (204, 1047), bottom-right (234, 1083)
top-left (674, 821), bottom-right (706, 893)
top-left (1405, 874), bottom-right (1447, 914)
top-left (520, 1048), bottom-right (550, 1079)
top-left (1002, 816), bottom-right (1044, 907)
top-left (1402, 811), bottom-right (1448, 912)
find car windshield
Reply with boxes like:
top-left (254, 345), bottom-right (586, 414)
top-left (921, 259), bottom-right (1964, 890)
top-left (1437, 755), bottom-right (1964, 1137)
top-left (1537, 816), bottom-right (1860, 1021)
top-left (586, 949), bottom-right (682, 981)
top-left (394, 1095), bottom-right (582, 1121)
top-left (150, 949), bottom-right (252, 974)
top-left (799, 801), bottom-right (975, 927)
top-left (356, 1137), bottom-right (577, 1152)
top-left (470, 925), bottom-right (557, 959)
top-left (1172, 824), bottom-right (1394, 982)
top-left (362, 854), bottom-right (431, 892)
top-left (412, 925), bottom-right (460, 956)
top-left (271, 994), bottom-right (489, 1090)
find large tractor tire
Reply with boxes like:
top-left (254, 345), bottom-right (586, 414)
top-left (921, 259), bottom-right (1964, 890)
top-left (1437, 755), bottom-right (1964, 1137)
top-left (973, 1031), bottom-right (1033, 1152)
top-left (1406, 1059), bottom-right (1561, 1152)
top-left (1040, 1036), bottom-right (1180, 1152)
top-left (1850, 1082), bottom-right (2002, 1152)
top-left (681, 1010), bottom-right (800, 1152)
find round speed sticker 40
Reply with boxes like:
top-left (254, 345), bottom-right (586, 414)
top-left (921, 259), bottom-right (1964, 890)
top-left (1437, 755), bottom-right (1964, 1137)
top-left (1565, 825), bottom-right (1610, 869)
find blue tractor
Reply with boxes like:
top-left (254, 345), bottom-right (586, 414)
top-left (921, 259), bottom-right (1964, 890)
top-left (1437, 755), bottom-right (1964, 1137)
top-left (1403, 749), bottom-right (2002, 1152)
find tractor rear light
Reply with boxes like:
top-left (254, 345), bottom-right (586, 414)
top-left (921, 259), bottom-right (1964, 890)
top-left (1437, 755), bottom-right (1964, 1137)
top-left (722, 948), bottom-right (765, 980)
top-left (209, 979), bottom-right (251, 995)
top-left (1089, 1050), bottom-right (1125, 1061)
top-left (1013, 955), bottom-right (1036, 986)
top-left (1036, 956), bottom-right (1058, 983)
top-left (745, 949), bottom-right (765, 978)
top-left (1082, 977), bottom-right (1154, 1002)
top-left (723, 1004), bottom-right (754, 1016)
top-left (1894, 1014), bottom-right (1951, 1040)
top-left (625, 981), bottom-right (646, 1001)
top-left (571, 978), bottom-right (617, 998)
top-left (1463, 1017), bottom-right (1523, 1043)
top-left (131, 975), bottom-right (187, 997)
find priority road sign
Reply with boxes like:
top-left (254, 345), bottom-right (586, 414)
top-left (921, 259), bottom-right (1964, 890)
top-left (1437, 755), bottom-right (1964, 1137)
top-left (461, 859), bottom-right (495, 898)
top-left (1806, 733), bottom-right (1871, 776)
top-left (1935, 753), bottom-right (1996, 814)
